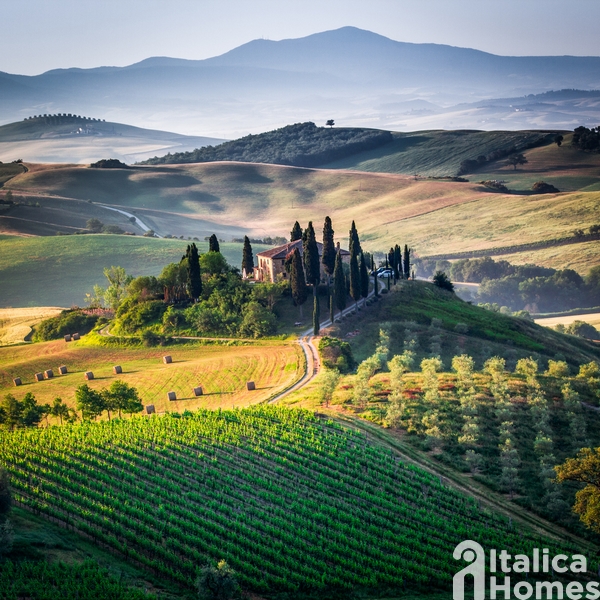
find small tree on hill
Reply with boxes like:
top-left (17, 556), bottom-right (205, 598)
top-left (290, 221), bottom-right (303, 242)
top-left (507, 153), bottom-right (528, 171)
top-left (433, 270), bottom-right (454, 292)
top-left (326, 119), bottom-right (335, 128)
top-left (208, 234), bottom-right (220, 253)
top-left (86, 218), bottom-right (104, 232)
top-left (102, 380), bottom-right (143, 419)
top-left (394, 244), bottom-right (402, 280)
top-left (75, 384), bottom-right (105, 421)
top-left (197, 560), bottom-right (240, 600)
top-left (241, 236), bottom-right (254, 277)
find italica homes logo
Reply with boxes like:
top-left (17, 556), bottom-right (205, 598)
top-left (453, 541), bottom-right (596, 599)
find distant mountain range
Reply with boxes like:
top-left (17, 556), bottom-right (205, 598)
top-left (1, 27), bottom-right (600, 136)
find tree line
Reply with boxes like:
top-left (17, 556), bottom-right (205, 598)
top-left (139, 122), bottom-right (393, 168)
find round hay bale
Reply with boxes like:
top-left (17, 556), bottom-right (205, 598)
top-left (58, 366), bottom-right (68, 375)
top-left (163, 355), bottom-right (173, 364)
top-left (13, 378), bottom-right (22, 387)
top-left (44, 369), bottom-right (54, 379)
top-left (34, 372), bottom-right (44, 382)
top-left (84, 371), bottom-right (94, 381)
top-left (167, 391), bottom-right (177, 401)
top-left (64, 335), bottom-right (72, 342)
top-left (146, 404), bottom-right (156, 415)
top-left (113, 365), bottom-right (123, 374)
top-left (72, 333), bottom-right (80, 341)
top-left (193, 386), bottom-right (203, 397)
top-left (246, 381), bottom-right (256, 391)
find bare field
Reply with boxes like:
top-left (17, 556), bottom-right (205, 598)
top-left (0, 339), bottom-right (303, 414)
top-left (0, 307), bottom-right (64, 346)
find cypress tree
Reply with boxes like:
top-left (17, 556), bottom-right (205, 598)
top-left (373, 271), bottom-right (379, 297)
top-left (321, 216), bottom-right (336, 279)
top-left (333, 250), bottom-right (346, 317)
top-left (359, 252), bottom-right (369, 306)
top-left (208, 234), bottom-right (220, 253)
top-left (290, 248), bottom-right (308, 319)
top-left (242, 236), bottom-right (254, 277)
top-left (349, 249), bottom-right (361, 310)
top-left (313, 294), bottom-right (320, 336)
top-left (186, 243), bottom-right (202, 301)
top-left (290, 221), bottom-right (303, 242)
top-left (349, 220), bottom-right (362, 257)
top-left (394, 245), bottom-right (402, 280)
top-left (403, 244), bottom-right (411, 279)
top-left (329, 293), bottom-right (334, 324)
top-left (303, 221), bottom-right (321, 288)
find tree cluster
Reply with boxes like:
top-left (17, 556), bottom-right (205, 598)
top-left (140, 122), bottom-right (393, 168)
top-left (75, 381), bottom-right (143, 421)
top-left (572, 126), bottom-right (600, 152)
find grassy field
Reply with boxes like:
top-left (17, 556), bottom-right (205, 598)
top-left (0, 338), bottom-right (303, 413)
top-left (0, 307), bottom-right (64, 345)
top-left (0, 234), bottom-right (270, 308)
top-left (322, 130), bottom-right (552, 176)
top-left (493, 240), bottom-right (600, 275)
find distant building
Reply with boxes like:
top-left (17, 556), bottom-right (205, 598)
top-left (253, 239), bottom-right (350, 282)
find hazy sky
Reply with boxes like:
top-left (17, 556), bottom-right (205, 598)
top-left (3, 0), bottom-right (600, 75)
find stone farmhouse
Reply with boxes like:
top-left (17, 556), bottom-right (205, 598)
top-left (253, 239), bottom-right (351, 282)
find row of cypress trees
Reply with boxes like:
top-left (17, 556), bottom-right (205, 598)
top-left (286, 218), bottom-right (411, 335)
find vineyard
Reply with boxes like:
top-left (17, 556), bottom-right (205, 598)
top-left (0, 560), bottom-right (155, 600)
top-left (0, 406), bottom-right (578, 597)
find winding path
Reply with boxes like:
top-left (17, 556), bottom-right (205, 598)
top-left (99, 205), bottom-right (162, 238)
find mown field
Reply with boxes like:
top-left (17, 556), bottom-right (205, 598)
top-left (0, 307), bottom-right (64, 345)
top-left (0, 406), bottom-right (579, 598)
top-left (0, 338), bottom-right (302, 413)
top-left (0, 235), bottom-right (269, 308)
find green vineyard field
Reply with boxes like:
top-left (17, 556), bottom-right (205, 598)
top-left (0, 407), bottom-right (577, 596)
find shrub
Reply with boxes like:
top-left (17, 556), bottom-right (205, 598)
top-left (319, 336), bottom-right (356, 374)
top-left (33, 310), bottom-right (99, 341)
top-left (532, 181), bottom-right (560, 194)
top-left (116, 300), bottom-right (167, 333)
top-left (566, 320), bottom-right (599, 340)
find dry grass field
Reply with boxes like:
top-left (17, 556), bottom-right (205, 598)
top-left (0, 307), bottom-right (64, 346)
top-left (0, 338), bottom-right (303, 414)
top-left (494, 240), bottom-right (600, 275)
top-left (535, 312), bottom-right (600, 329)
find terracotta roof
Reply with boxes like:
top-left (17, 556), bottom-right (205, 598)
top-left (256, 239), bottom-right (351, 260)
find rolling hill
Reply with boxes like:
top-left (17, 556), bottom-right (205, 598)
top-left (0, 235), bottom-right (270, 308)
top-left (0, 115), bottom-right (224, 164)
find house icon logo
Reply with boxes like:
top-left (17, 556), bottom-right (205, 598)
top-left (454, 540), bottom-right (485, 600)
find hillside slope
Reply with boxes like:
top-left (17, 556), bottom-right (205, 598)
top-left (0, 406), bottom-right (578, 597)
top-left (0, 115), bottom-right (224, 164)
top-left (0, 235), bottom-right (270, 308)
